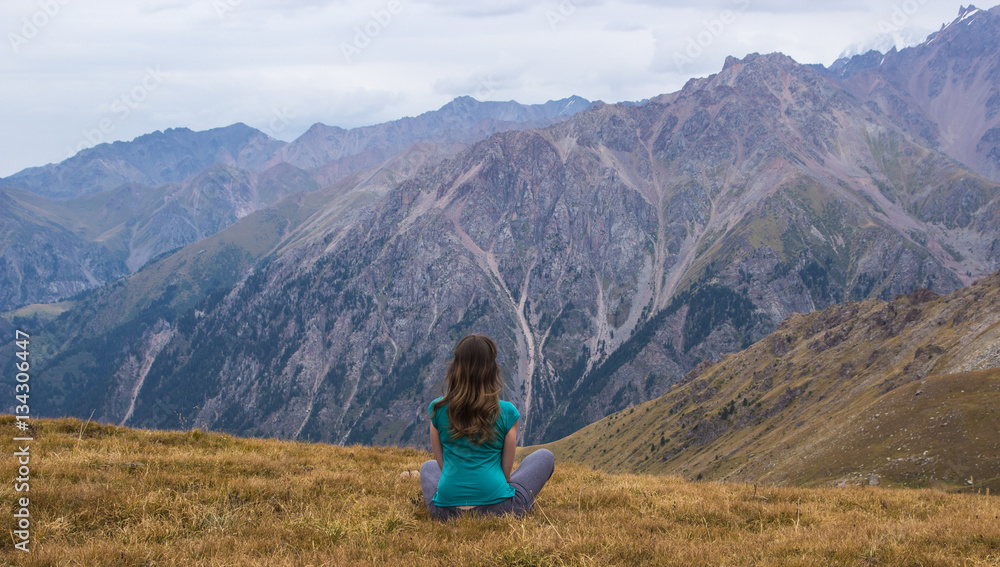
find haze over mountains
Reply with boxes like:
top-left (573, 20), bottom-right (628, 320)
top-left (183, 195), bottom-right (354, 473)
top-left (3, 6), bottom-right (1000, 466)
top-left (0, 96), bottom-right (591, 311)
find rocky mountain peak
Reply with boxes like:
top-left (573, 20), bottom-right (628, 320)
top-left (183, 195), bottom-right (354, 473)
top-left (684, 51), bottom-right (829, 108)
top-left (302, 122), bottom-right (347, 136)
top-left (960, 4), bottom-right (980, 16)
top-left (827, 3), bottom-right (1000, 183)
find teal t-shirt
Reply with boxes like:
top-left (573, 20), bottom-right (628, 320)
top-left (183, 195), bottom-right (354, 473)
top-left (429, 397), bottom-right (519, 507)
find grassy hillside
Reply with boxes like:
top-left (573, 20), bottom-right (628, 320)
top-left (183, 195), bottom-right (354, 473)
top-left (540, 273), bottom-right (1000, 491)
top-left (1, 417), bottom-right (998, 566)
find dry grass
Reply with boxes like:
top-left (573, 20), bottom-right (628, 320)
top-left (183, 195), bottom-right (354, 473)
top-left (2, 416), bottom-right (999, 566)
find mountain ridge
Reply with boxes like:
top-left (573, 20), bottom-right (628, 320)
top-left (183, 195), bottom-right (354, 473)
top-left (0, 96), bottom-right (593, 200)
top-left (0, 96), bottom-right (592, 312)
top-left (1, 123), bottom-right (282, 199)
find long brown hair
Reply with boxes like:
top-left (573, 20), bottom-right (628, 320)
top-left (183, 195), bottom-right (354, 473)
top-left (431, 334), bottom-right (504, 444)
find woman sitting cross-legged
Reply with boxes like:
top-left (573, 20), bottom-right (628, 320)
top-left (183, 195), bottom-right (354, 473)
top-left (420, 334), bottom-right (554, 520)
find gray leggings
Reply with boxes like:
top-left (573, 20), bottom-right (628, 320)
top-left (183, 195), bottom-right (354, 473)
top-left (420, 449), bottom-right (555, 520)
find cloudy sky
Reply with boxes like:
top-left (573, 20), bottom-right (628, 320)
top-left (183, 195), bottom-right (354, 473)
top-left (0, 0), bottom-right (980, 177)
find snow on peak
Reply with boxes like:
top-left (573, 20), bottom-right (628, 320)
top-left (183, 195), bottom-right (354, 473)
top-left (836, 27), bottom-right (931, 61)
top-left (958, 5), bottom-right (981, 23)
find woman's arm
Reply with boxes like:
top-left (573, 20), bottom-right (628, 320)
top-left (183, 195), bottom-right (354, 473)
top-left (501, 420), bottom-right (518, 483)
top-left (430, 422), bottom-right (443, 470)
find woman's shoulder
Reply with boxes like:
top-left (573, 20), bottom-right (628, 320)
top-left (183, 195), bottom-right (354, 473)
top-left (498, 400), bottom-right (520, 420)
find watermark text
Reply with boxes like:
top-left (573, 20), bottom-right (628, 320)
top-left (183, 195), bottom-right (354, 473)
top-left (8, 0), bottom-right (72, 54)
top-left (672, 0), bottom-right (750, 72)
top-left (12, 329), bottom-right (32, 553)
top-left (64, 66), bottom-right (166, 159)
top-left (340, 0), bottom-right (403, 63)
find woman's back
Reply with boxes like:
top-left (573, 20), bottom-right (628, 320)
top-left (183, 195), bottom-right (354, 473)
top-left (429, 397), bottom-right (519, 506)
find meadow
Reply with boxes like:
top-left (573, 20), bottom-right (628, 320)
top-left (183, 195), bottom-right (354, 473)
top-left (1, 416), bottom-right (998, 566)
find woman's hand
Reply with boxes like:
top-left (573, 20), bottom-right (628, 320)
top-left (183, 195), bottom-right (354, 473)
top-left (501, 420), bottom-right (518, 483)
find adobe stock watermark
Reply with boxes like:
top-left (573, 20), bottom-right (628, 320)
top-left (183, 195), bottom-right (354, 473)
top-left (546, 0), bottom-right (581, 31)
top-left (340, 0), bottom-right (403, 63)
top-left (473, 74), bottom-right (498, 101)
top-left (240, 105), bottom-right (297, 156)
top-left (8, 0), bottom-right (72, 54)
top-left (64, 67), bottom-right (166, 159)
top-left (877, 0), bottom-right (931, 33)
top-left (262, 105), bottom-right (295, 138)
top-left (672, 0), bottom-right (750, 72)
top-left (213, 0), bottom-right (243, 22)
top-left (12, 330), bottom-right (32, 553)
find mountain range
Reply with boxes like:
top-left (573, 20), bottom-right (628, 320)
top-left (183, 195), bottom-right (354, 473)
top-left (4, 6), bottom-right (1000, 456)
top-left (0, 97), bottom-right (591, 312)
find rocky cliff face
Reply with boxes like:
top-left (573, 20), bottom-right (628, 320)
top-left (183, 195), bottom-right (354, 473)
top-left (36, 47), bottom-right (1000, 449)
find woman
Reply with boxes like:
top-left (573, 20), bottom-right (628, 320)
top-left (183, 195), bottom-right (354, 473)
top-left (420, 334), bottom-right (554, 520)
